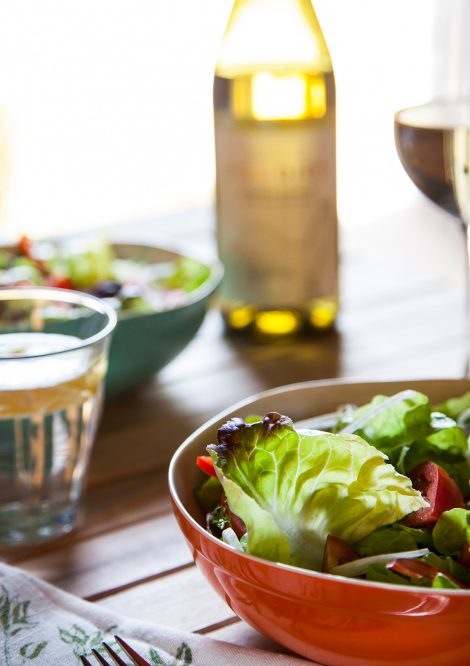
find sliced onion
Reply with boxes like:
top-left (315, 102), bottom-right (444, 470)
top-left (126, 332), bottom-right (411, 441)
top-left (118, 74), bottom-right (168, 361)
top-left (331, 548), bottom-right (430, 577)
top-left (222, 527), bottom-right (244, 551)
top-left (294, 411), bottom-right (344, 431)
top-left (339, 390), bottom-right (417, 436)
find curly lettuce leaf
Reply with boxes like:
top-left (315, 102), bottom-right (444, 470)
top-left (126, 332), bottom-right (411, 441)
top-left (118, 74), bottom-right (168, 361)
top-left (159, 257), bottom-right (210, 293)
top-left (397, 414), bottom-right (470, 495)
top-left (435, 391), bottom-right (470, 421)
top-left (400, 441), bottom-right (470, 496)
top-left (345, 392), bottom-right (470, 490)
top-left (207, 413), bottom-right (427, 570)
top-left (342, 390), bottom-right (431, 463)
top-left (47, 237), bottom-right (115, 288)
top-left (426, 414), bottom-right (469, 454)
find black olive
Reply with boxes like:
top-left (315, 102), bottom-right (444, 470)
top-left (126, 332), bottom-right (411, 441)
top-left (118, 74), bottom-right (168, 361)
top-left (92, 280), bottom-right (121, 297)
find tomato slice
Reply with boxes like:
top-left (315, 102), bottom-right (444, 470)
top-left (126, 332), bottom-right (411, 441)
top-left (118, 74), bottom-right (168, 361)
top-left (386, 558), bottom-right (466, 588)
top-left (402, 461), bottom-right (465, 528)
top-left (322, 535), bottom-right (359, 573)
top-left (196, 455), bottom-right (217, 478)
top-left (17, 235), bottom-right (50, 277)
top-left (46, 276), bottom-right (74, 289)
top-left (18, 235), bottom-right (32, 257)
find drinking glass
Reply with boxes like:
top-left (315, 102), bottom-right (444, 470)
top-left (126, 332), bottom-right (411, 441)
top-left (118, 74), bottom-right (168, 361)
top-left (394, 101), bottom-right (470, 363)
top-left (0, 287), bottom-right (117, 544)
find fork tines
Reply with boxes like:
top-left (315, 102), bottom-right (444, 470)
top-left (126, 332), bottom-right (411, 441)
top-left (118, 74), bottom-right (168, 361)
top-left (114, 635), bottom-right (151, 665)
top-left (101, 642), bottom-right (128, 665)
top-left (80, 635), bottom-right (150, 666)
top-left (80, 657), bottom-right (94, 666)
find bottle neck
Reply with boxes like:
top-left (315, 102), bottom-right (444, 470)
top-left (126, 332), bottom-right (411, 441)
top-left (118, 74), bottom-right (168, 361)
top-left (231, 0), bottom-right (314, 8)
top-left (218, 0), bottom-right (331, 76)
top-left (227, 0), bottom-right (319, 31)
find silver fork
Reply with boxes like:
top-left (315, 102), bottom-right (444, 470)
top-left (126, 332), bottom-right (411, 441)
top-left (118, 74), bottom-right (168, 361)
top-left (80, 635), bottom-right (151, 666)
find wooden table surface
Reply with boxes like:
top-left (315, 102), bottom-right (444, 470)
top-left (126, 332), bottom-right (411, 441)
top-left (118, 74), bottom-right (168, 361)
top-left (1, 201), bottom-right (468, 660)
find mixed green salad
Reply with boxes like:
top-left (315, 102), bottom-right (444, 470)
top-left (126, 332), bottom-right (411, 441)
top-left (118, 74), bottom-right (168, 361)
top-left (0, 236), bottom-right (210, 314)
top-left (196, 389), bottom-right (470, 589)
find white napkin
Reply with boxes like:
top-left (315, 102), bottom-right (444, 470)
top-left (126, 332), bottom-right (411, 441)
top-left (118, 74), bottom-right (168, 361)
top-left (0, 562), bottom-right (316, 665)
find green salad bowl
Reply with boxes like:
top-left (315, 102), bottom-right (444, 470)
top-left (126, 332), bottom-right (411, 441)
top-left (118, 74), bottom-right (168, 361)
top-left (0, 239), bottom-right (222, 398)
top-left (105, 243), bottom-right (222, 398)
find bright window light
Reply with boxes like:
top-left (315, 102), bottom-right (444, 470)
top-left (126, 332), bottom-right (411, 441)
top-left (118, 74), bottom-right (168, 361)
top-left (252, 73), bottom-right (307, 120)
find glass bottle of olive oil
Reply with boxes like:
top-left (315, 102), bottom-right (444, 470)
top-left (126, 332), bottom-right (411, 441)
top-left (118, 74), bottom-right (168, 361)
top-left (214, 0), bottom-right (338, 339)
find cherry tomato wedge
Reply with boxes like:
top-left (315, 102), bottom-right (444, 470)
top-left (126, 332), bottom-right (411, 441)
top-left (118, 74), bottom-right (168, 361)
top-left (401, 461), bottom-right (465, 528)
top-left (322, 535), bottom-right (359, 573)
top-left (221, 493), bottom-right (246, 539)
top-left (386, 558), bottom-right (466, 588)
top-left (46, 276), bottom-right (74, 289)
top-left (18, 235), bottom-right (32, 257)
top-left (196, 455), bottom-right (217, 478)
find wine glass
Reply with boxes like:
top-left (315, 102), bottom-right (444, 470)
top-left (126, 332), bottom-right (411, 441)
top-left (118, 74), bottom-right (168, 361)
top-left (394, 100), bottom-right (470, 369)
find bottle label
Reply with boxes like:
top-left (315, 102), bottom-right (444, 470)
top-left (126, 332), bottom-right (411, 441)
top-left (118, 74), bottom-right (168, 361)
top-left (215, 116), bottom-right (338, 308)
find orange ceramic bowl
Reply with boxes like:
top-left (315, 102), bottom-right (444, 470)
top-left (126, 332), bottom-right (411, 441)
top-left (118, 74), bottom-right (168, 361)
top-left (169, 379), bottom-right (470, 666)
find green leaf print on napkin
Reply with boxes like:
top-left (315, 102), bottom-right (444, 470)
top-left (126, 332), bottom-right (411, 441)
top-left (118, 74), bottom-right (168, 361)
top-left (58, 623), bottom-right (118, 661)
top-left (149, 641), bottom-right (193, 665)
top-left (58, 623), bottom-right (193, 665)
top-left (0, 585), bottom-right (48, 664)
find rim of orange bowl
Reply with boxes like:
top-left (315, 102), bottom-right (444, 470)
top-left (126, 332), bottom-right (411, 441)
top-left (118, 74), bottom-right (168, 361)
top-left (168, 377), bottom-right (470, 597)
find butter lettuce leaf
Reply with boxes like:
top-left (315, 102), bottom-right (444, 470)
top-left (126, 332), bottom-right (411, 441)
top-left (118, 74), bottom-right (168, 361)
top-left (354, 525), bottom-right (417, 557)
top-left (432, 508), bottom-right (470, 555)
top-left (395, 523), bottom-right (433, 548)
top-left (208, 413), bottom-right (427, 570)
top-left (366, 563), bottom-right (415, 586)
top-left (195, 476), bottom-right (222, 512)
top-left (432, 573), bottom-right (461, 589)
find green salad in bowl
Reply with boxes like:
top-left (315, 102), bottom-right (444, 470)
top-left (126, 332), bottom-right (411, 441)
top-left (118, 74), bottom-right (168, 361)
top-left (196, 388), bottom-right (470, 589)
top-left (0, 236), bottom-right (222, 397)
top-left (0, 235), bottom-right (212, 312)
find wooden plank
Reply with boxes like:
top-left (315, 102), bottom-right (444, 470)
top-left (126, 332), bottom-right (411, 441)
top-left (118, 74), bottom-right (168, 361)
top-left (205, 619), bottom-right (294, 656)
top-left (4, 513), bottom-right (192, 598)
top-left (88, 289), bottom-right (465, 486)
top-left (96, 565), bottom-right (236, 632)
top-left (90, 366), bottom-right (342, 483)
top-left (1, 467), bottom-right (171, 564)
top-left (163, 283), bottom-right (462, 392)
